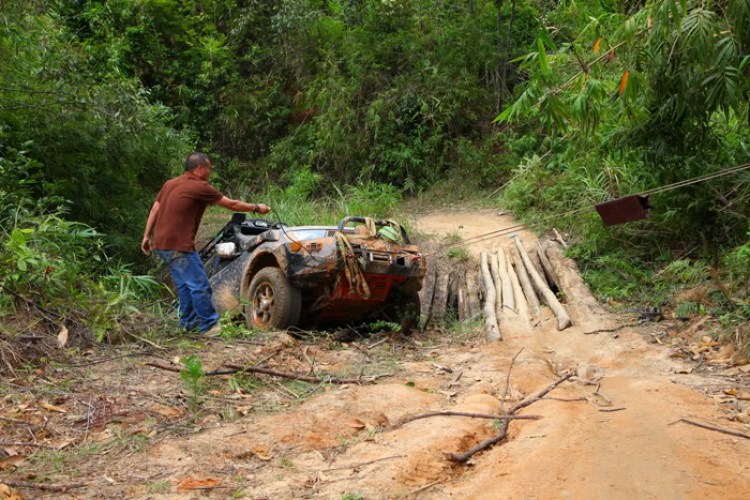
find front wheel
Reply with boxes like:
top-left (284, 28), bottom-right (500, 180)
top-left (245, 267), bottom-right (302, 330)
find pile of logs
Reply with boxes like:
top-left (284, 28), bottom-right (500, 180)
top-left (419, 237), bottom-right (598, 341)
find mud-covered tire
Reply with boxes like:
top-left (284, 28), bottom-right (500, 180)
top-left (245, 267), bottom-right (302, 330)
top-left (382, 290), bottom-right (421, 335)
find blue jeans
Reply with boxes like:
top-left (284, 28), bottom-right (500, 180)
top-left (155, 250), bottom-right (219, 334)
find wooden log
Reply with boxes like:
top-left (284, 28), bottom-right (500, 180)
top-left (507, 253), bottom-right (530, 326)
top-left (431, 271), bottom-right (449, 327)
top-left (480, 252), bottom-right (501, 342)
top-left (542, 241), bottom-right (616, 333)
top-left (511, 246), bottom-right (541, 319)
top-left (497, 248), bottom-right (514, 311)
top-left (489, 250), bottom-right (502, 317)
top-left (419, 263), bottom-right (437, 330)
top-left (446, 271), bottom-right (457, 316)
top-left (514, 239), bottom-right (572, 331)
top-left (457, 279), bottom-right (467, 321)
top-left (465, 273), bottom-right (480, 319)
top-left (536, 240), bottom-right (560, 289)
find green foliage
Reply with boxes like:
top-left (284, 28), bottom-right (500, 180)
top-left (1, 6), bottom-right (191, 261)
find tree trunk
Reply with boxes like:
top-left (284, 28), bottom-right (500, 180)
top-left (506, 252), bottom-right (530, 326)
top-left (542, 241), bottom-right (617, 334)
top-left (511, 246), bottom-right (540, 319)
top-left (536, 240), bottom-right (560, 289)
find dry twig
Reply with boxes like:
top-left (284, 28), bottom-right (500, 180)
top-left (145, 361), bottom-right (379, 384)
top-left (669, 418), bottom-right (750, 440)
top-left (0, 479), bottom-right (91, 492)
top-left (400, 411), bottom-right (541, 425)
top-left (323, 454), bottom-right (405, 472)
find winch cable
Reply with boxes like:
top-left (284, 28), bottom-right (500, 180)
top-left (435, 161), bottom-right (750, 253)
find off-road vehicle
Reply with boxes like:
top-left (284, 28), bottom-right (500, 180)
top-left (200, 214), bottom-right (426, 332)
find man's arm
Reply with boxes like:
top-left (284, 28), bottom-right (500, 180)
top-left (215, 196), bottom-right (271, 214)
top-left (141, 201), bottom-right (160, 255)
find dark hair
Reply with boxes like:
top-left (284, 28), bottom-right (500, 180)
top-left (184, 152), bottom-right (210, 172)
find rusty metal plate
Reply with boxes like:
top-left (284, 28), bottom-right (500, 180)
top-left (595, 195), bottom-right (651, 226)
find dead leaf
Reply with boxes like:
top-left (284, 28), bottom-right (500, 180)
top-left (675, 366), bottom-right (693, 375)
top-left (251, 445), bottom-right (273, 461)
top-left (40, 402), bottom-right (66, 413)
top-left (176, 478), bottom-right (221, 492)
top-left (739, 365), bottom-right (750, 374)
top-left (346, 419), bottom-right (366, 430)
top-left (57, 326), bottom-right (68, 348)
top-left (0, 455), bottom-right (27, 471)
top-left (152, 404), bottom-right (182, 419)
top-left (235, 405), bottom-right (253, 416)
top-left (0, 485), bottom-right (23, 500)
top-left (171, 356), bottom-right (181, 365)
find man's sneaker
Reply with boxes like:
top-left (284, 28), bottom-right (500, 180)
top-left (204, 323), bottom-right (223, 337)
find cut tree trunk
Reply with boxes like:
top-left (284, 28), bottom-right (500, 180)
top-left (480, 251), bottom-right (501, 342)
top-left (541, 240), bottom-right (616, 333)
top-left (511, 246), bottom-right (541, 319)
top-left (431, 272), bottom-right (449, 327)
top-left (536, 240), bottom-right (560, 290)
top-left (419, 264), bottom-right (437, 330)
top-left (465, 273), bottom-right (480, 320)
top-left (507, 252), bottom-right (530, 326)
top-left (514, 239), bottom-right (572, 331)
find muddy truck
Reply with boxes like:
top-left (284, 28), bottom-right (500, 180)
top-left (200, 214), bottom-right (426, 332)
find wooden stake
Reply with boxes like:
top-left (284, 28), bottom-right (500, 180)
top-left (514, 239), bottom-right (571, 331)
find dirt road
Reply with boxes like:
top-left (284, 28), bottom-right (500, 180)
top-left (8, 211), bottom-right (749, 499)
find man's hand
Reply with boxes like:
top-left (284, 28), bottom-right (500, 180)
top-left (141, 237), bottom-right (152, 256)
top-left (255, 203), bottom-right (271, 215)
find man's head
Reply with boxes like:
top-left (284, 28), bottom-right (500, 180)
top-left (185, 152), bottom-right (211, 181)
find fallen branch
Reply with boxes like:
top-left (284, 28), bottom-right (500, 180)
top-left (584, 325), bottom-right (630, 335)
top-left (407, 480), bottom-right (442, 497)
top-left (400, 411), bottom-right (541, 425)
top-left (599, 407), bottom-right (626, 413)
top-left (0, 479), bottom-right (91, 492)
top-left (145, 361), bottom-right (379, 384)
top-left (669, 418), bottom-right (750, 440)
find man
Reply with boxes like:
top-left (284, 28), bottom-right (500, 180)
top-left (141, 152), bottom-right (271, 335)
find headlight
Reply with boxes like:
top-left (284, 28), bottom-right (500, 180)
top-left (216, 242), bottom-right (237, 257)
